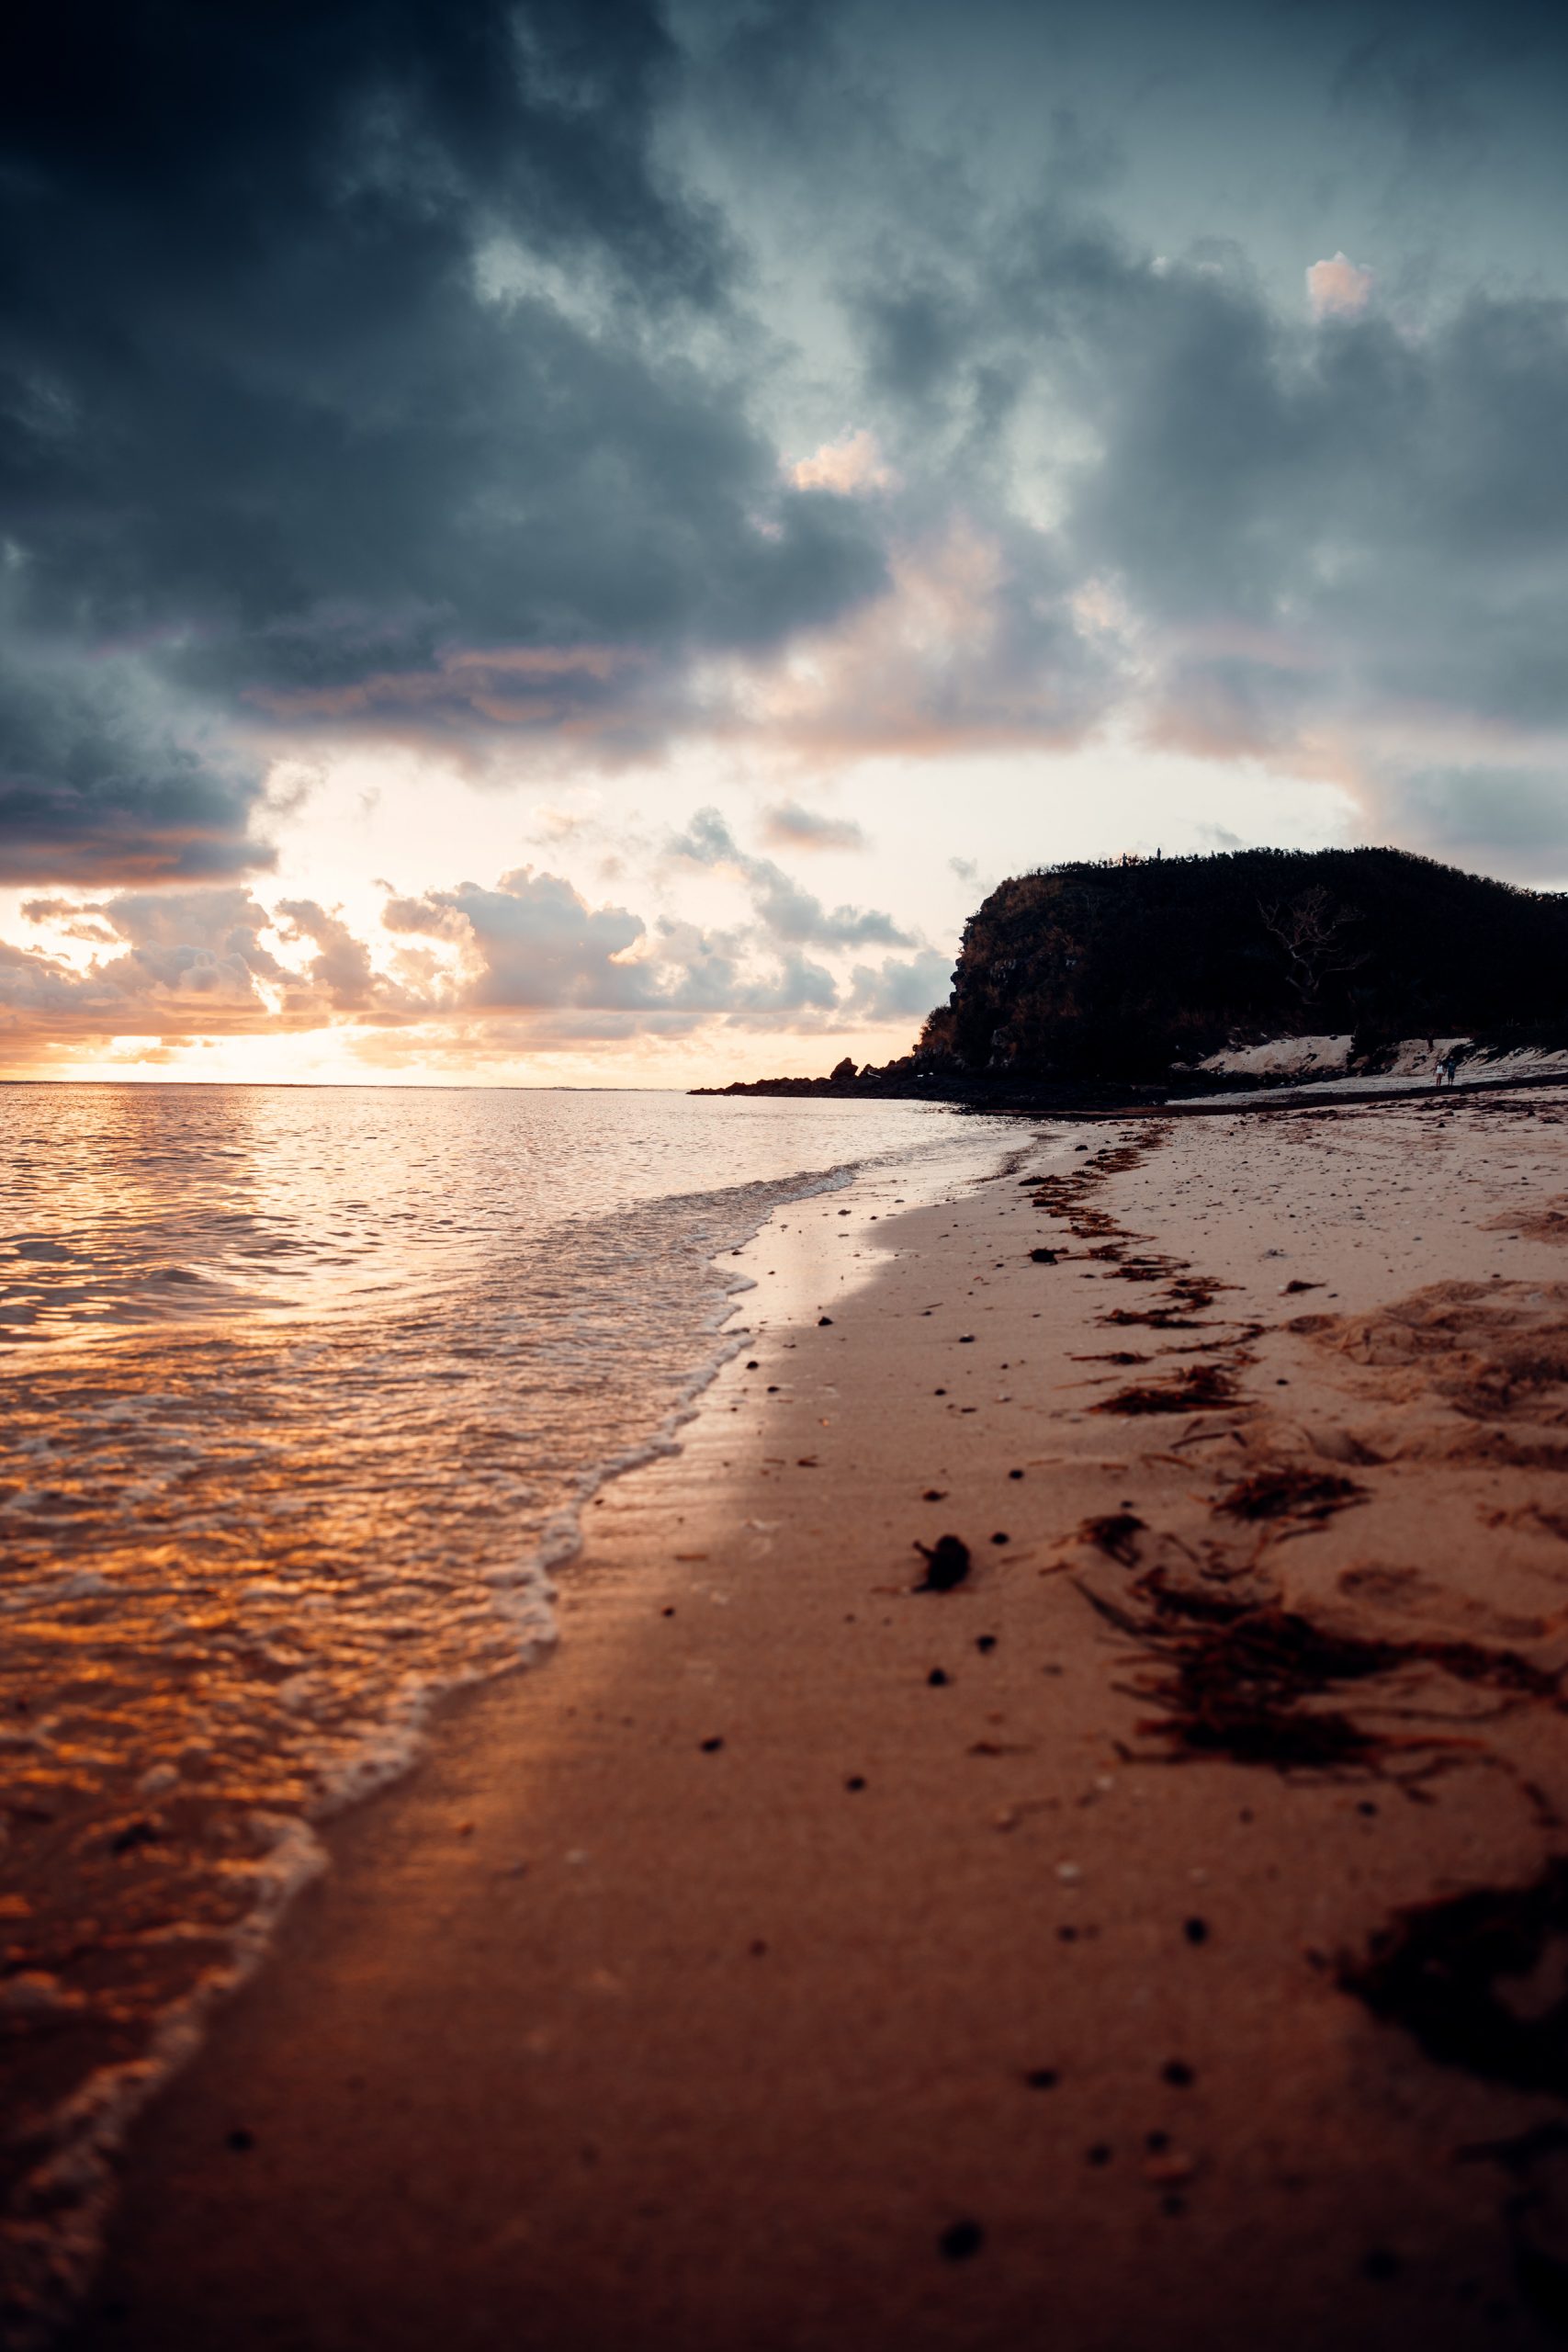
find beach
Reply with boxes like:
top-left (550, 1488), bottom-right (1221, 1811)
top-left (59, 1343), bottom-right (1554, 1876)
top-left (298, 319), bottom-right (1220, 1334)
top-left (68, 1087), bottom-right (1568, 2351)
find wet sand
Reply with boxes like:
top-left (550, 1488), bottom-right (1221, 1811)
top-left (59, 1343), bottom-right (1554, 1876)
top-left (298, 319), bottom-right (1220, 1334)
top-left (70, 1089), bottom-right (1568, 2351)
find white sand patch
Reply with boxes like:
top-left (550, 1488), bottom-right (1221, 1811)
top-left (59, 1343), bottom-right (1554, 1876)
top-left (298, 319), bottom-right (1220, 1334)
top-left (1195, 1035), bottom-right (1352, 1079)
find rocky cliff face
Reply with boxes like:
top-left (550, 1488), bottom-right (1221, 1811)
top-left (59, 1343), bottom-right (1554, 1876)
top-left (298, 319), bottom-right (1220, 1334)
top-left (915, 847), bottom-right (1568, 1082)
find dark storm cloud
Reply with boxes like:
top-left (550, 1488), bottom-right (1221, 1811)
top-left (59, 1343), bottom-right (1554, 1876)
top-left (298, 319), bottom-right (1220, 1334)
top-left (0, 0), bottom-right (888, 878)
top-left (1381, 767), bottom-right (1568, 865)
top-left (835, 191), bottom-right (1568, 798)
top-left (1060, 266), bottom-right (1568, 750)
top-left (0, 644), bottom-right (272, 884)
top-left (9, 0), bottom-right (1568, 898)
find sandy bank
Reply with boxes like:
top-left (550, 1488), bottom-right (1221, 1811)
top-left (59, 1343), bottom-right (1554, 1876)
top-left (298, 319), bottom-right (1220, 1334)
top-left (70, 1088), bottom-right (1568, 2352)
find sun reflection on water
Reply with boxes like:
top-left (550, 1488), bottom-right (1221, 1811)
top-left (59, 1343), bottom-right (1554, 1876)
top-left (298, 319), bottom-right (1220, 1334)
top-left (0, 1081), bottom-right (1006, 2325)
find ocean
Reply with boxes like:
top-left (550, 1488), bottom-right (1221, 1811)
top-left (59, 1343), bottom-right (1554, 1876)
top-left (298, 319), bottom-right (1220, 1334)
top-left (0, 1081), bottom-right (1010, 2335)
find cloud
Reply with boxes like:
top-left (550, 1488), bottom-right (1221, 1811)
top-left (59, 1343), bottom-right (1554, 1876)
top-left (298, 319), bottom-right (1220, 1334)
top-left (1377, 764), bottom-right (1568, 869)
top-left (384, 868), bottom-right (650, 1011)
top-left (1002, 246), bottom-right (1568, 788)
top-left (670, 806), bottom-right (911, 944)
top-left (0, 642), bottom-right (272, 885)
top-left (273, 899), bottom-right (385, 1014)
top-left (707, 519), bottom-right (1120, 763)
top-left (844, 947), bottom-right (953, 1020)
top-left (1306, 253), bottom-right (1376, 320)
top-left (760, 801), bottom-right (867, 852)
top-left (10, 0), bottom-right (1568, 976)
top-left (0, 0), bottom-right (891, 874)
top-left (0, 888), bottom-right (285, 1048)
top-left (0, 850), bottom-right (933, 1067)
top-left (788, 429), bottom-right (897, 495)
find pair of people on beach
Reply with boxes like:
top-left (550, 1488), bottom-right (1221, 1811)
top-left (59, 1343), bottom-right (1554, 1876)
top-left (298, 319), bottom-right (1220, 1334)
top-left (1434, 1047), bottom-right (1462, 1089)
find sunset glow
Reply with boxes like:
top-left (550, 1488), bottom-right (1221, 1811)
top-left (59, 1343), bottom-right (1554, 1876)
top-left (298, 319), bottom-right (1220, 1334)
top-left (6, 1), bottom-right (1568, 1082)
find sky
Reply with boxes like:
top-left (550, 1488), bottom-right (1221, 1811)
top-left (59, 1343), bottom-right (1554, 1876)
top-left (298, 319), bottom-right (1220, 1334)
top-left (3, 0), bottom-right (1568, 1086)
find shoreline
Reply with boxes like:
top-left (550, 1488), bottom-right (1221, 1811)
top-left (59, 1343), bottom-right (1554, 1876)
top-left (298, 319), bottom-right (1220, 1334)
top-left (696, 1067), bottom-right (1568, 1120)
top-left (66, 1089), bottom-right (1568, 2350)
top-left (4, 1116), bottom-right (1012, 2349)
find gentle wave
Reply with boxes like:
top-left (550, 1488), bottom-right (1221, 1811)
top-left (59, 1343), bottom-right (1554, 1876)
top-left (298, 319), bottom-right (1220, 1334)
top-left (0, 1085), bottom-right (1011, 2343)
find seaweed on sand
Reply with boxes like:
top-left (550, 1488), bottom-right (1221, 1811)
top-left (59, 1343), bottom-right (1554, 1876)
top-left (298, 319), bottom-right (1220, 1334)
top-left (1340, 1863), bottom-right (1568, 2098)
top-left (1099, 1305), bottom-right (1207, 1331)
top-left (1342, 1871), bottom-right (1568, 2332)
top-left (1094, 1364), bottom-right (1239, 1416)
top-left (1078, 1569), bottom-right (1560, 1773)
top-left (1213, 1465), bottom-right (1368, 1521)
top-left (1077, 1512), bottom-right (1147, 1566)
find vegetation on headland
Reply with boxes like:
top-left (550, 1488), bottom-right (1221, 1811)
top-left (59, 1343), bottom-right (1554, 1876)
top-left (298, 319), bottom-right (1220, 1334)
top-left (694, 848), bottom-right (1568, 1098)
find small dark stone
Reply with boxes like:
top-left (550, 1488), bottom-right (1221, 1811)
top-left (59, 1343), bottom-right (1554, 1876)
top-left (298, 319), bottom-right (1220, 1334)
top-left (746, 1360), bottom-right (759, 1369)
top-left (958, 1334), bottom-right (976, 1343)
top-left (933, 1387), bottom-right (946, 1396)
top-left (1363, 2249), bottom-right (1402, 2281)
top-left (818, 1316), bottom-right (833, 1327)
top-left (226, 2128), bottom-right (254, 2153)
top-left (928, 1668), bottom-right (951, 1688)
top-left (1024, 2068), bottom-right (1058, 2089)
top-left (845, 1774), bottom-right (866, 1791)
top-left (1183, 1917), bottom-right (1209, 1946)
top-left (109, 1817), bottom-right (161, 1855)
top-left (913, 1533), bottom-right (971, 1591)
top-left (1162, 2061), bottom-right (1195, 2087)
top-left (767, 1384), bottom-right (780, 1392)
top-left (1086, 2143), bottom-right (1112, 2166)
top-left (749, 1939), bottom-right (768, 1956)
top-left (939, 2220), bottom-right (985, 2262)
top-left (1029, 1248), bottom-right (1057, 1264)
top-left (700, 1736), bottom-right (725, 1753)
top-left (1009, 1467), bottom-right (1024, 1479)
top-left (976, 1634), bottom-right (998, 1654)
top-left (990, 1532), bottom-right (1010, 1545)
top-left (923, 1487), bottom-right (947, 1500)
top-left (661, 1606), bottom-right (676, 1617)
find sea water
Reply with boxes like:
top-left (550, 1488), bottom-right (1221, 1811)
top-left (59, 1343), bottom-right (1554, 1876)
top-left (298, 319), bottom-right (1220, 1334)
top-left (0, 1082), bottom-right (1010, 2334)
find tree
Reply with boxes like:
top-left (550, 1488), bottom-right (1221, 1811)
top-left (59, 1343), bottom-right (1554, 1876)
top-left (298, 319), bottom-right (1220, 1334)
top-left (1256, 885), bottom-right (1370, 1011)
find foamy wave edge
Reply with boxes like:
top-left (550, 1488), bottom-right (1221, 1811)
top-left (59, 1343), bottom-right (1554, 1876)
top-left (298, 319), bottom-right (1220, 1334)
top-left (0, 1159), bottom-right (866, 2348)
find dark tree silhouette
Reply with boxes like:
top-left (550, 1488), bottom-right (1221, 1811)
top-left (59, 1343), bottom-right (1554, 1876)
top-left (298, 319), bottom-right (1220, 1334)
top-left (1256, 886), bottom-right (1371, 1007)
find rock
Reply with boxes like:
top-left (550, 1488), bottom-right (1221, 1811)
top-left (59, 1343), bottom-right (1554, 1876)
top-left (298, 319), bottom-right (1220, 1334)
top-left (913, 1533), bottom-right (971, 1591)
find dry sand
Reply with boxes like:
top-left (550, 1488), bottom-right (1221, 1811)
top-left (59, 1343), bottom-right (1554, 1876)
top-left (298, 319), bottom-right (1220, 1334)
top-left (69, 1089), bottom-right (1568, 2352)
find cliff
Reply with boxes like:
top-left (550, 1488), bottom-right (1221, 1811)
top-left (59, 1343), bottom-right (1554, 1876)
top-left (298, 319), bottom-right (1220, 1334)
top-left (919, 848), bottom-right (1568, 1080)
top-left (697, 848), bottom-right (1568, 1097)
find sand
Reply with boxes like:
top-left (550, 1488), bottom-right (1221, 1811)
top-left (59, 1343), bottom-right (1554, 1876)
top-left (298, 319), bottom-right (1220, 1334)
top-left (67, 1089), bottom-right (1568, 2351)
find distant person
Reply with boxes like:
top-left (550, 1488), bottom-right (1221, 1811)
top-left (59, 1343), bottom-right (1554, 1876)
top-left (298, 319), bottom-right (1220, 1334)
top-left (1443, 1046), bottom-right (1462, 1089)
